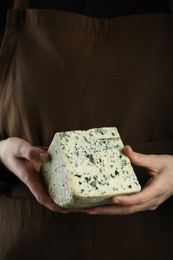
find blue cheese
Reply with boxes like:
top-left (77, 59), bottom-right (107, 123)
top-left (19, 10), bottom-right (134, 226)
top-left (40, 127), bottom-right (141, 208)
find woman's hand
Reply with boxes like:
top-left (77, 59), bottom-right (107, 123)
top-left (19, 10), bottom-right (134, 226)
top-left (0, 137), bottom-right (68, 213)
top-left (87, 145), bottom-right (173, 215)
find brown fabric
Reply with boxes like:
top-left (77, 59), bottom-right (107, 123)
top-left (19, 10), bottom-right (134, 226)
top-left (13, 0), bottom-right (29, 9)
top-left (0, 3), bottom-right (173, 260)
top-left (1, 10), bottom-right (173, 146)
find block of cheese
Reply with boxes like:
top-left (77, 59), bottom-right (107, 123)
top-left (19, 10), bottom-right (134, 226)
top-left (40, 127), bottom-right (141, 208)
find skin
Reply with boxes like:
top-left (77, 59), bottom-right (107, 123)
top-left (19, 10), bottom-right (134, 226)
top-left (87, 145), bottom-right (173, 215)
top-left (1, 139), bottom-right (173, 215)
top-left (0, 137), bottom-right (68, 213)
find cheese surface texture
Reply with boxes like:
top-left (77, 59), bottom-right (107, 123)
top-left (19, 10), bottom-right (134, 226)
top-left (40, 127), bottom-right (141, 208)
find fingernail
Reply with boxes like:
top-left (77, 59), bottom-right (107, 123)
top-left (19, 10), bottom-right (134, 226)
top-left (113, 199), bottom-right (120, 205)
top-left (39, 152), bottom-right (48, 162)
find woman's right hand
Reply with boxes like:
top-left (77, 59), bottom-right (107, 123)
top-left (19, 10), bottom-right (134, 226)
top-left (0, 137), bottom-right (68, 213)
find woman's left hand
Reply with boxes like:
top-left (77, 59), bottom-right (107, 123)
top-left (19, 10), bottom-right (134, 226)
top-left (87, 145), bottom-right (173, 215)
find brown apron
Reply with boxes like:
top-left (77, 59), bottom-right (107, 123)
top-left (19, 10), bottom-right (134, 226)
top-left (0, 0), bottom-right (173, 259)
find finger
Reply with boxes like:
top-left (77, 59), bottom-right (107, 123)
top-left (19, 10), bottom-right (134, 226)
top-left (87, 205), bottom-right (137, 215)
top-left (36, 192), bottom-right (68, 213)
top-left (111, 178), bottom-right (160, 207)
top-left (5, 138), bottom-right (49, 163)
top-left (28, 175), bottom-right (68, 213)
top-left (15, 161), bottom-right (68, 213)
top-left (124, 145), bottom-right (160, 171)
top-left (88, 184), bottom-right (162, 215)
top-left (18, 144), bottom-right (49, 163)
top-left (87, 201), bottom-right (157, 215)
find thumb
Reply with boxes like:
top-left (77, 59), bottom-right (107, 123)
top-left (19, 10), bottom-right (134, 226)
top-left (15, 140), bottom-right (50, 163)
top-left (124, 145), bottom-right (159, 172)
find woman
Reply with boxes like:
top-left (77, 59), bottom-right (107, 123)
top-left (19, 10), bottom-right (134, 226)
top-left (0, 0), bottom-right (173, 259)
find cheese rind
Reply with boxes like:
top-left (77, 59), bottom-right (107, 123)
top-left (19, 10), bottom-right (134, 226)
top-left (40, 127), bottom-right (141, 208)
